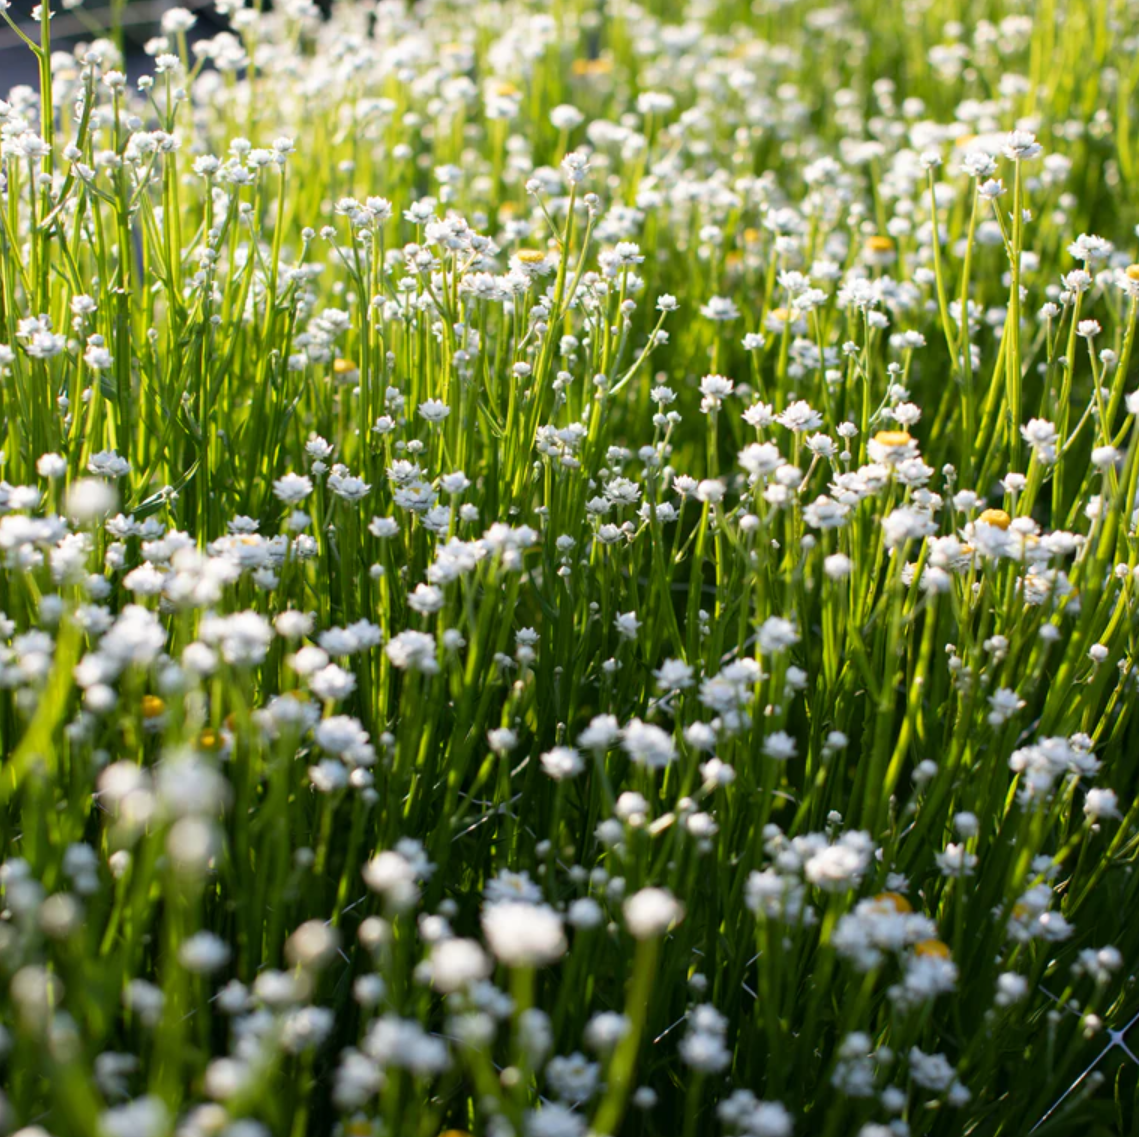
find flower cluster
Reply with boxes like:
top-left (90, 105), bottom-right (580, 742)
top-left (0, 0), bottom-right (1135, 1135)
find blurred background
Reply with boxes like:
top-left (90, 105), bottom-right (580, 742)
top-left (1, 0), bottom-right (217, 88)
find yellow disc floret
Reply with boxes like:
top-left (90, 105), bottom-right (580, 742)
top-left (141, 695), bottom-right (166, 719)
top-left (872, 430), bottom-right (913, 448)
top-left (914, 938), bottom-right (952, 959)
top-left (979, 508), bottom-right (1012, 530)
top-left (873, 891), bottom-right (914, 914)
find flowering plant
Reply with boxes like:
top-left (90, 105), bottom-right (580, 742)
top-left (0, 0), bottom-right (1137, 1135)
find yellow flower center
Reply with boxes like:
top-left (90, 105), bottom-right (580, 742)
top-left (873, 891), bottom-right (913, 914)
top-left (572, 58), bottom-right (612, 76)
top-left (914, 938), bottom-right (951, 959)
top-left (141, 695), bottom-right (166, 719)
top-left (872, 430), bottom-right (912, 448)
top-left (979, 508), bottom-right (1011, 530)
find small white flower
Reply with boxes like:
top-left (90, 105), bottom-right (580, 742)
top-left (482, 902), bottom-right (566, 966)
top-left (623, 888), bottom-right (684, 939)
top-left (614, 611), bottom-right (641, 639)
top-left (418, 399), bottom-right (451, 423)
top-left (541, 746), bottom-right (584, 781)
top-left (273, 473), bottom-right (313, 503)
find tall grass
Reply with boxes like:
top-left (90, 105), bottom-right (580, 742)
top-left (0, 0), bottom-right (1138, 1135)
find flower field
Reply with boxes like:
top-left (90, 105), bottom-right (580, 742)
top-left (1, 0), bottom-right (1139, 1134)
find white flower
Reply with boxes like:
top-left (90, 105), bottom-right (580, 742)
top-left (654, 658), bottom-right (694, 691)
top-left (541, 746), bottom-right (584, 781)
top-left (882, 507), bottom-right (936, 548)
top-left (763, 730), bottom-right (797, 761)
top-left (370, 516), bottom-right (399, 538)
top-left (987, 687), bottom-right (1025, 725)
top-left (695, 479), bottom-right (726, 504)
top-left (935, 843), bottom-right (977, 877)
top-left (623, 888), bottom-right (684, 939)
top-left (740, 442), bottom-right (783, 477)
top-left (66, 478), bottom-right (118, 523)
top-left (309, 663), bottom-right (357, 702)
top-left (578, 714), bottom-right (621, 751)
top-left (89, 450), bottom-right (131, 478)
top-left (385, 630), bottom-right (439, 674)
top-left (584, 1011), bottom-right (630, 1052)
top-left (775, 401), bottom-right (823, 432)
top-left (758, 616), bottom-right (799, 653)
top-left (418, 399), bottom-right (451, 423)
top-left (908, 1046), bottom-right (957, 1092)
top-left (701, 296), bottom-right (740, 321)
top-left (699, 373), bottom-right (734, 411)
top-left (803, 832), bottom-right (873, 891)
top-left (679, 1029), bottom-right (731, 1073)
top-left (561, 150), bottom-right (591, 185)
top-left (546, 1051), bottom-right (600, 1104)
top-left (100, 1097), bottom-right (170, 1137)
top-left (328, 472), bottom-right (371, 501)
top-left (36, 452), bottom-right (67, 479)
top-left (179, 931), bottom-right (231, 974)
top-left (1084, 788), bottom-right (1120, 820)
top-left (429, 938), bottom-right (491, 993)
top-left (1002, 131), bottom-right (1043, 161)
top-left (525, 1104), bottom-right (585, 1137)
top-left (1020, 418), bottom-right (1058, 463)
top-left (995, 971), bottom-right (1029, 1006)
top-left (273, 473), bottom-right (313, 503)
top-left (482, 902), bottom-right (566, 966)
top-left (614, 611), bottom-right (641, 639)
top-left (408, 583), bottom-right (445, 614)
top-left (362, 847), bottom-right (429, 911)
top-left (550, 104), bottom-right (585, 131)
top-left (621, 719), bottom-right (677, 768)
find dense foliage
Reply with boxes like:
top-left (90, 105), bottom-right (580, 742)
top-left (1, 0), bottom-right (1139, 1134)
